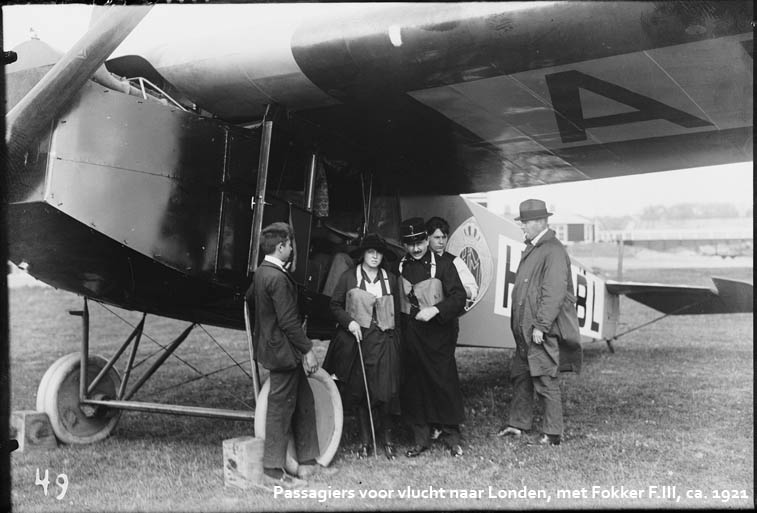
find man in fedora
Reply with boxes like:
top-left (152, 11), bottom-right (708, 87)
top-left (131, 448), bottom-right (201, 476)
top-left (395, 217), bottom-right (467, 457)
top-left (497, 199), bottom-right (579, 446)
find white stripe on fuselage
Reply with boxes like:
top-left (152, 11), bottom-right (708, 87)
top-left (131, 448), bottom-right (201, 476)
top-left (493, 233), bottom-right (604, 340)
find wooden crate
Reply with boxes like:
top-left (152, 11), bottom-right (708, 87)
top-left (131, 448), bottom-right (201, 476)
top-left (223, 436), bottom-right (264, 489)
top-left (10, 411), bottom-right (58, 452)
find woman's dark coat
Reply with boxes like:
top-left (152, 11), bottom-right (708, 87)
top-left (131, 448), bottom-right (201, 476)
top-left (322, 266), bottom-right (402, 414)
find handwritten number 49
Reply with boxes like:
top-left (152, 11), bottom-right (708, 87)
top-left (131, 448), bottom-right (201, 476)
top-left (35, 468), bottom-right (68, 500)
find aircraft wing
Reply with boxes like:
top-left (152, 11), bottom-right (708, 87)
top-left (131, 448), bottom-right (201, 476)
top-left (605, 277), bottom-right (753, 314)
top-left (99, 2), bottom-right (753, 194)
top-left (3, 3), bottom-right (753, 330)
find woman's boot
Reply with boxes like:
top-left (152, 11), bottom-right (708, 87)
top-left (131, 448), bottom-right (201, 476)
top-left (381, 413), bottom-right (396, 460)
top-left (357, 407), bottom-right (372, 458)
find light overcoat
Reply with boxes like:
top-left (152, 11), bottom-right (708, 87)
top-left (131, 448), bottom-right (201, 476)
top-left (510, 229), bottom-right (582, 377)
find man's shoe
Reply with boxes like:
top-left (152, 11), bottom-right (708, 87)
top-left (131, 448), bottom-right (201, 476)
top-left (405, 445), bottom-right (428, 458)
top-left (529, 433), bottom-right (561, 446)
top-left (449, 444), bottom-right (463, 457)
top-left (384, 444), bottom-right (397, 460)
top-left (496, 426), bottom-right (522, 437)
top-left (357, 444), bottom-right (371, 459)
top-left (259, 471), bottom-right (307, 489)
top-left (298, 463), bottom-right (339, 478)
top-left (296, 463), bottom-right (319, 478)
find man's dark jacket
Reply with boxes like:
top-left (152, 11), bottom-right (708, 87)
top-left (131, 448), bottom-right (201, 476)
top-left (511, 229), bottom-right (582, 376)
top-left (246, 260), bottom-right (312, 371)
top-left (397, 250), bottom-right (467, 425)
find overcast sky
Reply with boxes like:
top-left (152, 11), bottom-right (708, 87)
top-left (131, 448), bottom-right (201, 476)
top-left (485, 163), bottom-right (753, 218)
top-left (4, 4), bottom-right (753, 219)
top-left (3, 5), bottom-right (92, 49)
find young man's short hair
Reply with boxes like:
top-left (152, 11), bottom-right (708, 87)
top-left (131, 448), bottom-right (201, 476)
top-left (260, 222), bottom-right (293, 255)
top-left (426, 216), bottom-right (450, 237)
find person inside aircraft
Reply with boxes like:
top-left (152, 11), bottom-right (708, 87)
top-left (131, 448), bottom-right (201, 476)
top-left (246, 222), bottom-right (325, 488)
top-left (308, 232), bottom-right (338, 293)
top-left (497, 199), bottom-right (581, 446)
top-left (322, 233), bottom-right (401, 460)
top-left (308, 223), bottom-right (357, 297)
top-left (426, 216), bottom-right (478, 302)
top-left (395, 217), bottom-right (467, 458)
top-left (321, 252), bottom-right (355, 298)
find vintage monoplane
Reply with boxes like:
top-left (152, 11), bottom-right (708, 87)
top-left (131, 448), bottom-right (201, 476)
top-left (4, 2), bottom-right (753, 465)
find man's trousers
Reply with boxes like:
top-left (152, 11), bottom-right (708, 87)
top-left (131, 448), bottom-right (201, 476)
top-left (263, 366), bottom-right (320, 469)
top-left (507, 351), bottom-right (563, 436)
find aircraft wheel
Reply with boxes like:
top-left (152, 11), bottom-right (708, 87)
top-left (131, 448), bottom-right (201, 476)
top-left (37, 353), bottom-right (122, 444)
top-left (255, 368), bottom-right (343, 476)
top-left (36, 354), bottom-right (73, 412)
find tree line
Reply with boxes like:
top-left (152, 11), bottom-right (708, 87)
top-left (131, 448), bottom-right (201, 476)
top-left (637, 202), bottom-right (747, 220)
top-left (597, 202), bottom-right (751, 230)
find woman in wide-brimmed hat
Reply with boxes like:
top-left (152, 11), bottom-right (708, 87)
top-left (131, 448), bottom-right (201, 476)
top-left (322, 233), bottom-right (401, 460)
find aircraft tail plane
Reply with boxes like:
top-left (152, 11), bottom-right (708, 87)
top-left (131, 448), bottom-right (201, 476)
top-left (426, 198), bottom-right (752, 350)
top-left (606, 276), bottom-right (753, 315)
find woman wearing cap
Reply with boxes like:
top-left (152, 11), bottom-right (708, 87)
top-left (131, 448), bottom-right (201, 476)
top-left (322, 233), bottom-right (402, 460)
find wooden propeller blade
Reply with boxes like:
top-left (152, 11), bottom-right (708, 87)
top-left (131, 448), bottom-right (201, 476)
top-left (6, 5), bottom-right (152, 157)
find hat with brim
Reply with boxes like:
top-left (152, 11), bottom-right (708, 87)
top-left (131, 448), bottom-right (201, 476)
top-left (399, 217), bottom-right (428, 244)
top-left (514, 199), bottom-right (553, 222)
top-left (349, 233), bottom-right (397, 261)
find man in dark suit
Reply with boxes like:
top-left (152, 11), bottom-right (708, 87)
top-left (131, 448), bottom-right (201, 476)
top-left (247, 222), bottom-right (320, 488)
top-left (396, 217), bottom-right (467, 458)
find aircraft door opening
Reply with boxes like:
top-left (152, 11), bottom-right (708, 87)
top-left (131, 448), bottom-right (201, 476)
top-left (245, 113), bottom-right (318, 285)
top-left (215, 129), bottom-right (259, 281)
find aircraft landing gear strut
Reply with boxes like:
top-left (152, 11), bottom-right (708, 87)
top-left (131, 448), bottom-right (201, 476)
top-left (36, 298), bottom-right (256, 444)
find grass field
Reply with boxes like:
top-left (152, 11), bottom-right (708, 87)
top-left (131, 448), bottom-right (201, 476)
top-left (7, 266), bottom-right (753, 511)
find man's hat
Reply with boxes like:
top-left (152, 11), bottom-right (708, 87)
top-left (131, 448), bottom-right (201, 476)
top-left (514, 199), bottom-right (553, 222)
top-left (399, 217), bottom-right (428, 244)
top-left (349, 233), bottom-right (397, 261)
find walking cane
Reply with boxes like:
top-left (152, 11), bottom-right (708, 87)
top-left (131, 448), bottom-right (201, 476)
top-left (354, 335), bottom-right (378, 459)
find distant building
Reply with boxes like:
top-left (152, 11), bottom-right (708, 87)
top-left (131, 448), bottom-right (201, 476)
top-left (475, 194), bottom-right (598, 244)
top-left (550, 212), bottom-right (597, 244)
top-left (598, 217), bottom-right (753, 255)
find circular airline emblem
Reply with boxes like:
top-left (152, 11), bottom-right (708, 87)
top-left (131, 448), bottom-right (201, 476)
top-left (447, 216), bottom-right (493, 311)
